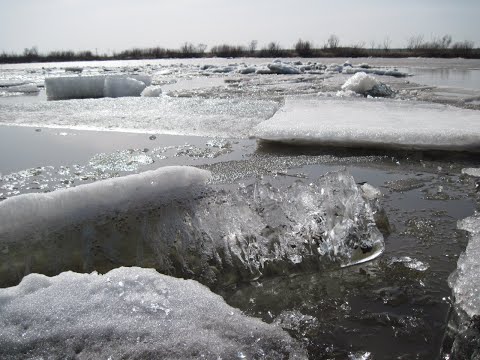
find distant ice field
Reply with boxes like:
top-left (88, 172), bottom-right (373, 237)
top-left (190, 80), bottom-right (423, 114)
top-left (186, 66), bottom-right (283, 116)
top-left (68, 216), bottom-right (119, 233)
top-left (253, 98), bottom-right (480, 152)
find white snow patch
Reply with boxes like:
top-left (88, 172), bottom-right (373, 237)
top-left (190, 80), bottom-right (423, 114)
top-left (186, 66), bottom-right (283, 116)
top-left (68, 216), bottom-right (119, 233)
top-left (0, 267), bottom-right (306, 359)
top-left (341, 72), bottom-right (380, 94)
top-left (253, 98), bottom-right (480, 152)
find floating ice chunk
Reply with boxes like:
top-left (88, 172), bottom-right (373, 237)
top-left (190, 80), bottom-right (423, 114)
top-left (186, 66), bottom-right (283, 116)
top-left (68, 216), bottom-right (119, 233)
top-left (141, 85), bottom-right (163, 97)
top-left (129, 74), bottom-right (152, 86)
top-left (341, 72), bottom-right (379, 94)
top-left (0, 169), bottom-right (384, 287)
top-left (238, 66), bottom-right (256, 74)
top-left (4, 83), bottom-right (39, 93)
top-left (256, 67), bottom-right (273, 74)
top-left (340, 73), bottom-right (394, 97)
top-left (253, 98), bottom-right (480, 152)
top-left (45, 75), bottom-right (152, 100)
top-left (267, 62), bottom-right (301, 74)
top-left (64, 66), bottom-right (83, 73)
top-left (449, 214), bottom-right (480, 318)
top-left (388, 256), bottom-right (429, 271)
top-left (104, 77), bottom-right (147, 98)
top-left (45, 76), bottom-right (105, 100)
top-left (343, 67), bottom-right (408, 78)
top-left (446, 213), bottom-right (480, 358)
top-left (0, 267), bottom-right (306, 359)
top-left (462, 168), bottom-right (480, 177)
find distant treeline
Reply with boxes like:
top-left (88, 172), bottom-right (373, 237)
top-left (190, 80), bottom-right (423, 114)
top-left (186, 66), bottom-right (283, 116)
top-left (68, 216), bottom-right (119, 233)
top-left (1, 35), bottom-right (479, 64)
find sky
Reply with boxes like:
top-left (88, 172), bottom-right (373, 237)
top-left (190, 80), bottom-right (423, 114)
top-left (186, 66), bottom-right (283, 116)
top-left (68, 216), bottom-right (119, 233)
top-left (0, 0), bottom-right (479, 54)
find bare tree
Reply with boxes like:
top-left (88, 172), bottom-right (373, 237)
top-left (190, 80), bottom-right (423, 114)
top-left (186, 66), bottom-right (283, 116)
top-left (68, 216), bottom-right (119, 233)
top-left (196, 43), bottom-right (207, 54)
top-left (248, 40), bottom-right (258, 54)
top-left (294, 39), bottom-right (313, 56)
top-left (382, 36), bottom-right (392, 51)
top-left (327, 34), bottom-right (340, 49)
top-left (407, 34), bottom-right (424, 50)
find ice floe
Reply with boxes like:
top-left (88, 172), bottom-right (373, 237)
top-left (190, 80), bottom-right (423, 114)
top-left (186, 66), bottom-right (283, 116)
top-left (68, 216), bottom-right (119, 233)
top-left (0, 168), bottom-right (384, 287)
top-left (0, 95), bottom-right (280, 137)
top-left (253, 98), bottom-right (480, 152)
top-left (0, 267), bottom-right (306, 359)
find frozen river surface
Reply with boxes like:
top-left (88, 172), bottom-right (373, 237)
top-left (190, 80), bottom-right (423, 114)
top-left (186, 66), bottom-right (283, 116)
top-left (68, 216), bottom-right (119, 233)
top-left (0, 57), bottom-right (480, 359)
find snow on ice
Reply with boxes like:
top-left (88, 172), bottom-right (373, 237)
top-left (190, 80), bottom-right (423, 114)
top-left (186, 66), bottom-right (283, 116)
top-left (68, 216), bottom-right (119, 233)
top-left (253, 98), bottom-right (480, 152)
top-left (0, 168), bottom-right (385, 287)
top-left (0, 267), bottom-right (306, 359)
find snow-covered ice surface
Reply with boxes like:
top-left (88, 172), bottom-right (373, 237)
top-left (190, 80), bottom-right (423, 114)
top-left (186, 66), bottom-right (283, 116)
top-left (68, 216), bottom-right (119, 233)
top-left (0, 267), bottom-right (306, 359)
top-left (0, 167), bottom-right (384, 287)
top-left (253, 98), bottom-right (480, 152)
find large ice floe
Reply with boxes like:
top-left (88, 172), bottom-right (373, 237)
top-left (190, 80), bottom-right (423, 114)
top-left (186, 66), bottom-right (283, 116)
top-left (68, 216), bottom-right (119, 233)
top-left (45, 75), bottom-right (152, 100)
top-left (0, 166), bottom-right (384, 288)
top-left (446, 213), bottom-right (480, 359)
top-left (253, 98), bottom-right (480, 152)
top-left (0, 96), bottom-right (279, 137)
top-left (0, 267), bottom-right (306, 359)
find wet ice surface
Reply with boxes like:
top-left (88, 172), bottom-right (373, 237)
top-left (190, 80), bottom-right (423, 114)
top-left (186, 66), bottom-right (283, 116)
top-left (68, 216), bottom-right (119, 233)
top-left (1, 57), bottom-right (480, 359)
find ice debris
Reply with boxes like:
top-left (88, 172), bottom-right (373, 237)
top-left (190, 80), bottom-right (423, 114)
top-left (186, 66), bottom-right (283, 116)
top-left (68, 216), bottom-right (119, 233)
top-left (253, 98), bottom-right (480, 152)
top-left (0, 267), bottom-right (306, 359)
top-left (0, 169), bottom-right (384, 287)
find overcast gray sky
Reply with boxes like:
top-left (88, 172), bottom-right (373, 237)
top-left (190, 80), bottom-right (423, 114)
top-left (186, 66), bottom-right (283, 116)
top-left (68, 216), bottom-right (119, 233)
top-left (1, 0), bottom-right (479, 54)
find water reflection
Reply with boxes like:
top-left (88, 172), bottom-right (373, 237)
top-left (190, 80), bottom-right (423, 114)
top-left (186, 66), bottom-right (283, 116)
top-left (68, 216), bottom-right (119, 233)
top-left (404, 68), bottom-right (480, 90)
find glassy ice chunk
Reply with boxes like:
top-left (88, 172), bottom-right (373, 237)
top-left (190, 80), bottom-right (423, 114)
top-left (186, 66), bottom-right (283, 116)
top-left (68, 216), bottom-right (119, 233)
top-left (0, 169), bottom-right (384, 287)
top-left (445, 213), bottom-right (480, 359)
top-left (449, 214), bottom-right (480, 318)
top-left (0, 267), bottom-right (306, 359)
top-left (253, 98), bottom-right (480, 152)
